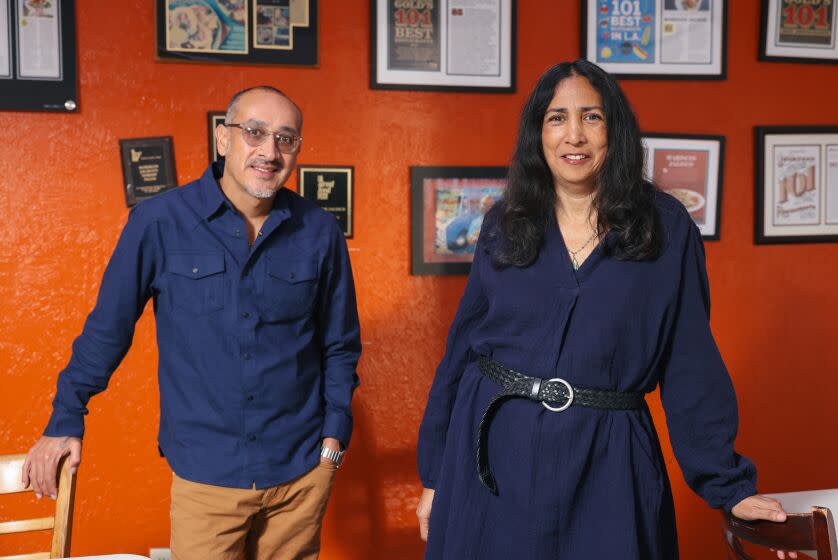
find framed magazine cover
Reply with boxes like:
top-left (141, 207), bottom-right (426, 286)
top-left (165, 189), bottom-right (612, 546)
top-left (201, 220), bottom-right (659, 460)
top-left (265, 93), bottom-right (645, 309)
top-left (411, 166), bottom-right (507, 275)
top-left (755, 126), bottom-right (838, 244)
top-left (370, 0), bottom-right (517, 92)
top-left (642, 133), bottom-right (725, 240)
top-left (156, 0), bottom-right (318, 66)
top-left (581, 0), bottom-right (728, 79)
top-left (759, 0), bottom-right (838, 64)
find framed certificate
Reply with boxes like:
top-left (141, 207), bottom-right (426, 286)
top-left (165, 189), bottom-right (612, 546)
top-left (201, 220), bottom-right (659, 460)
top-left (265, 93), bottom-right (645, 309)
top-left (156, 0), bottom-right (317, 66)
top-left (755, 126), bottom-right (838, 244)
top-left (298, 165), bottom-right (354, 237)
top-left (760, 0), bottom-right (838, 64)
top-left (207, 111), bottom-right (226, 163)
top-left (642, 133), bottom-right (725, 240)
top-left (0, 0), bottom-right (78, 112)
top-left (119, 137), bottom-right (178, 207)
top-left (411, 166), bottom-right (507, 275)
top-left (371, 0), bottom-right (516, 92)
top-left (581, 0), bottom-right (728, 79)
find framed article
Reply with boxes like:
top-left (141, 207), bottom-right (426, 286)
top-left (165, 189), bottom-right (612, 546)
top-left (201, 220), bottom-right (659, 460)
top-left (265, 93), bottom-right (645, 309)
top-left (207, 110), bottom-right (225, 163)
top-left (755, 126), bottom-right (838, 244)
top-left (411, 166), bottom-right (507, 275)
top-left (298, 165), bottom-right (354, 238)
top-left (760, 0), bottom-right (838, 64)
top-left (642, 133), bottom-right (724, 240)
top-left (581, 0), bottom-right (727, 79)
top-left (370, 0), bottom-right (516, 93)
top-left (119, 137), bottom-right (178, 207)
top-left (156, 0), bottom-right (318, 66)
top-left (0, 0), bottom-right (78, 112)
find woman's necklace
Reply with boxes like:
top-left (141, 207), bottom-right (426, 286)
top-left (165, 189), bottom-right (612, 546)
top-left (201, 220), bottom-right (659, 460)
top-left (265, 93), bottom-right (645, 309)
top-left (567, 228), bottom-right (599, 271)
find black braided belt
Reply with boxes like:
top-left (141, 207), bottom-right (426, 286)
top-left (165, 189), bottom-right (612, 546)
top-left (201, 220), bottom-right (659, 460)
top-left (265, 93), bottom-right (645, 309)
top-left (476, 356), bottom-right (644, 494)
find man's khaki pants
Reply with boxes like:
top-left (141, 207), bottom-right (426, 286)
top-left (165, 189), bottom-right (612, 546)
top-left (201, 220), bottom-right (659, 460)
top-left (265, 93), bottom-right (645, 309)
top-left (170, 462), bottom-right (337, 560)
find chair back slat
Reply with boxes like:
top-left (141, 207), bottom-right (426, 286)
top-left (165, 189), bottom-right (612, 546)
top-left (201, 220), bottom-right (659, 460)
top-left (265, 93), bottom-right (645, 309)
top-left (0, 455), bottom-right (29, 495)
top-left (0, 516), bottom-right (55, 535)
top-left (0, 553), bottom-right (51, 560)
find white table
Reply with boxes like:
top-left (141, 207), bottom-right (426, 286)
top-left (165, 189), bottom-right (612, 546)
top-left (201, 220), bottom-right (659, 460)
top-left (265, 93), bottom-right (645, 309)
top-left (764, 489), bottom-right (838, 559)
top-left (57, 556), bottom-right (150, 559)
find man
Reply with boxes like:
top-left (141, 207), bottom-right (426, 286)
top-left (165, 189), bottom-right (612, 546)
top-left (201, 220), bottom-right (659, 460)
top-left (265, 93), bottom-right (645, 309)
top-left (22, 86), bottom-right (361, 559)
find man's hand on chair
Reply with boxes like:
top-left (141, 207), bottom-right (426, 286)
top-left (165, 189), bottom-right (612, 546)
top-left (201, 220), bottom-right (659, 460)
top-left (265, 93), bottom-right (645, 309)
top-left (21, 436), bottom-right (82, 500)
top-left (732, 495), bottom-right (797, 559)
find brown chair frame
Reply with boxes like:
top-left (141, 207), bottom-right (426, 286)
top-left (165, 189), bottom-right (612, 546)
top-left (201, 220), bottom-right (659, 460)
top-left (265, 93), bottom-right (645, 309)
top-left (722, 508), bottom-right (836, 560)
top-left (0, 454), bottom-right (77, 559)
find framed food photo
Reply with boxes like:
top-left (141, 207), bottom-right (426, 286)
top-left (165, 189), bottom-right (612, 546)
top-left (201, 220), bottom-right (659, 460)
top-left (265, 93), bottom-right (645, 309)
top-left (411, 166), bottom-right (507, 275)
top-left (760, 0), bottom-right (838, 64)
top-left (581, 0), bottom-right (728, 79)
top-left (755, 126), bottom-right (838, 244)
top-left (642, 133), bottom-right (724, 240)
top-left (156, 0), bottom-right (318, 66)
top-left (370, 0), bottom-right (516, 92)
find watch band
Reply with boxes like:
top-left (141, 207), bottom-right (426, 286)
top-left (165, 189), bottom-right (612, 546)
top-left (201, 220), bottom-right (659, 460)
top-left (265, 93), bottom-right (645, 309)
top-left (320, 446), bottom-right (345, 468)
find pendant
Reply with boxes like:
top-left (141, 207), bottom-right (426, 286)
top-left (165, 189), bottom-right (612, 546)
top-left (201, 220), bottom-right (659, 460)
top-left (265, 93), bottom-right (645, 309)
top-left (572, 256), bottom-right (579, 270)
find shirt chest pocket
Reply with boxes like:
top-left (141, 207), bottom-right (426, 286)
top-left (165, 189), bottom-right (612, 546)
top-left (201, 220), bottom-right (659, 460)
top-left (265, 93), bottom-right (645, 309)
top-left (259, 257), bottom-right (319, 322)
top-left (166, 253), bottom-right (226, 315)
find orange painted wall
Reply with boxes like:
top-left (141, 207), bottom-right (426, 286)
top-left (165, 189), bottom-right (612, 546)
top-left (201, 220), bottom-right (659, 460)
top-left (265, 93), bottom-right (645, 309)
top-left (1, 1), bottom-right (837, 558)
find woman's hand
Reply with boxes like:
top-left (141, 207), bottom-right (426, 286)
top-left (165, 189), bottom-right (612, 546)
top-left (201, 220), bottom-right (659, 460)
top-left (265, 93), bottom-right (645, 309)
top-left (731, 495), bottom-right (797, 559)
top-left (416, 488), bottom-right (435, 542)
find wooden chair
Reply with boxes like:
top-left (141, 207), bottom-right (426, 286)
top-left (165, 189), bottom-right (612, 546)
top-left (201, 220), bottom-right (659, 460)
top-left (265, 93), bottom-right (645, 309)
top-left (0, 453), bottom-right (77, 559)
top-left (722, 508), bottom-right (838, 559)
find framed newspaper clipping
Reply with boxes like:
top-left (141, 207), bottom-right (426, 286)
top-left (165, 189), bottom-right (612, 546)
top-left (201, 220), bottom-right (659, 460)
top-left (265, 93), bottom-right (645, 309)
top-left (298, 165), bottom-right (354, 238)
top-left (371, 0), bottom-right (516, 93)
top-left (760, 0), bottom-right (838, 64)
top-left (156, 0), bottom-right (317, 66)
top-left (0, 0), bottom-right (78, 112)
top-left (411, 166), bottom-right (507, 275)
top-left (642, 133), bottom-right (724, 240)
top-left (581, 0), bottom-right (728, 79)
top-left (755, 126), bottom-right (838, 244)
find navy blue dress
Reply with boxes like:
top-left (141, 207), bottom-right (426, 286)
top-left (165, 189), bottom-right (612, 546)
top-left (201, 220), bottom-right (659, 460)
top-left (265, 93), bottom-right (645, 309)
top-left (417, 193), bottom-right (757, 559)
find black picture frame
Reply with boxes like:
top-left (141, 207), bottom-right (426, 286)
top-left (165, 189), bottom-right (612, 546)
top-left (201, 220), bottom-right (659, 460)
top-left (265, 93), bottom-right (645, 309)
top-left (580, 0), bottom-right (728, 80)
top-left (297, 165), bottom-right (354, 238)
top-left (370, 0), bottom-right (517, 93)
top-left (156, 0), bottom-right (317, 67)
top-left (642, 132), bottom-right (725, 240)
top-left (411, 166), bottom-right (507, 276)
top-left (207, 111), bottom-right (225, 163)
top-left (759, 0), bottom-right (838, 64)
top-left (755, 125), bottom-right (838, 245)
top-left (119, 136), bottom-right (178, 207)
top-left (0, 0), bottom-right (78, 112)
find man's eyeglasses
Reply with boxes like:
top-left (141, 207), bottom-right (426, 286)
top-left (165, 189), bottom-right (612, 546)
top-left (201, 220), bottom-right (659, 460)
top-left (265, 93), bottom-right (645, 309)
top-left (223, 123), bottom-right (302, 154)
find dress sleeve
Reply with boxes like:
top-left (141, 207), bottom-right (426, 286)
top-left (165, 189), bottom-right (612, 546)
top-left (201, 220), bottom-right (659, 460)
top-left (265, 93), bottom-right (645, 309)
top-left (659, 221), bottom-right (757, 512)
top-left (417, 232), bottom-right (489, 489)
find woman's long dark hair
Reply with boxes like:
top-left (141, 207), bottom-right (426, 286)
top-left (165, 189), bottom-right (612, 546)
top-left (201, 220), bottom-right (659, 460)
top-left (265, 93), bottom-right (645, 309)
top-left (491, 59), bottom-right (661, 268)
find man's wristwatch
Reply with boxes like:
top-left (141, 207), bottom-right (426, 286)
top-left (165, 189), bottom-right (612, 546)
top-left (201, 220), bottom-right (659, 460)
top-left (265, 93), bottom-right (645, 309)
top-left (320, 446), bottom-right (345, 468)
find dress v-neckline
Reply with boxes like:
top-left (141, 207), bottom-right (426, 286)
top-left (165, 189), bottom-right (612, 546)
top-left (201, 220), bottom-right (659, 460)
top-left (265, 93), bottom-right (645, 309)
top-left (550, 217), bottom-right (608, 285)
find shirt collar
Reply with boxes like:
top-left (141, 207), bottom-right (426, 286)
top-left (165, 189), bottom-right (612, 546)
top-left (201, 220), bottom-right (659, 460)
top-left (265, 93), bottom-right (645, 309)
top-left (198, 159), bottom-right (292, 221)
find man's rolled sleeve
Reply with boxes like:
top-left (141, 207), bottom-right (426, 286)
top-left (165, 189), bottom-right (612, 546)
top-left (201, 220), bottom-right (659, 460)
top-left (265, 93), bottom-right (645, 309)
top-left (317, 221), bottom-right (361, 448)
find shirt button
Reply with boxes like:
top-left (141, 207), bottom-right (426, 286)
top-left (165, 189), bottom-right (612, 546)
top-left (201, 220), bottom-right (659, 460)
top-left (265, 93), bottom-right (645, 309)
top-left (192, 267), bottom-right (199, 274)
top-left (258, 231), bottom-right (263, 237)
top-left (247, 395), bottom-right (254, 402)
top-left (241, 312), bottom-right (250, 319)
top-left (243, 353), bottom-right (252, 360)
top-left (235, 229), bottom-right (241, 237)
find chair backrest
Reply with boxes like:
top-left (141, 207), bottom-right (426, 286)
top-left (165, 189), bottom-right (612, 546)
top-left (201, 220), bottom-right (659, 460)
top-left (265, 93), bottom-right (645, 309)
top-left (0, 453), bottom-right (77, 559)
top-left (722, 508), bottom-right (837, 560)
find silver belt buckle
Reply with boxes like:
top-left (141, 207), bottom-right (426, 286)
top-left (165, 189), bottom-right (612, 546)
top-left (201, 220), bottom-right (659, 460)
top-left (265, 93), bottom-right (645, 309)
top-left (542, 378), bottom-right (574, 412)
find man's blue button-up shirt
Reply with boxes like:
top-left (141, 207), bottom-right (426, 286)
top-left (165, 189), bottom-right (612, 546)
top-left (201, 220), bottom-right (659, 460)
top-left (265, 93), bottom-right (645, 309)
top-left (44, 161), bottom-right (361, 489)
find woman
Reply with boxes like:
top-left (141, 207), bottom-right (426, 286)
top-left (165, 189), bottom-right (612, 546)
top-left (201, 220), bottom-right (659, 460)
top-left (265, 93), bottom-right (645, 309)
top-left (415, 60), bottom-right (789, 559)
